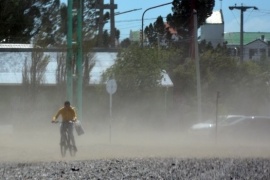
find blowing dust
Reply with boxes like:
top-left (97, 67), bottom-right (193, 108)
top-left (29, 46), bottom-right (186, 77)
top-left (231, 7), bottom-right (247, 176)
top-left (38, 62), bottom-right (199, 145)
top-left (1, 114), bottom-right (270, 163)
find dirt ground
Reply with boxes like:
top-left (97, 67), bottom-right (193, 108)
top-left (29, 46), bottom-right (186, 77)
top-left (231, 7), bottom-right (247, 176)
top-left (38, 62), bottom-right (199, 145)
top-left (1, 122), bottom-right (270, 163)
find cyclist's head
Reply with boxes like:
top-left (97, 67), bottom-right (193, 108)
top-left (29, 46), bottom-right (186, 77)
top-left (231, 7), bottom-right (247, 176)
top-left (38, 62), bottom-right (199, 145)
top-left (64, 101), bottom-right (71, 107)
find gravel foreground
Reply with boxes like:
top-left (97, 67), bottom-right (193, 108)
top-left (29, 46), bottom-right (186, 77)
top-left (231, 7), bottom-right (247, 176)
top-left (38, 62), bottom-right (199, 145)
top-left (1, 158), bottom-right (270, 179)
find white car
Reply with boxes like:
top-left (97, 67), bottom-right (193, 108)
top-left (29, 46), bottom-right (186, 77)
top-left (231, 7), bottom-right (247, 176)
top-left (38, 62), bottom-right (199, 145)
top-left (190, 115), bottom-right (270, 145)
top-left (189, 115), bottom-right (248, 141)
top-left (190, 115), bottom-right (247, 130)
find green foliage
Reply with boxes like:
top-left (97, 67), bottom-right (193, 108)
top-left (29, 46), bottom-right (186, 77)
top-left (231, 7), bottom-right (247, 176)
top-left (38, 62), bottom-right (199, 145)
top-left (145, 16), bottom-right (165, 46)
top-left (172, 59), bottom-right (196, 96)
top-left (103, 44), bottom-right (168, 95)
top-left (164, 42), bottom-right (270, 116)
top-left (144, 0), bottom-right (215, 48)
top-left (120, 38), bottom-right (131, 48)
top-left (0, 0), bottom-right (102, 46)
top-left (167, 0), bottom-right (215, 37)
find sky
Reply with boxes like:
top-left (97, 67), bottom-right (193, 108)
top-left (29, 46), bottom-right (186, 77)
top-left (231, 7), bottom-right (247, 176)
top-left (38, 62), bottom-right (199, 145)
top-left (62, 0), bottom-right (270, 41)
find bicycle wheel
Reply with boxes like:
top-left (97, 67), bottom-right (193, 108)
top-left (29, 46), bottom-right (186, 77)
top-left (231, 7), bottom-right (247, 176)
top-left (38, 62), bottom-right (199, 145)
top-left (60, 143), bottom-right (66, 157)
top-left (66, 128), bottom-right (77, 157)
top-left (67, 135), bottom-right (76, 157)
top-left (69, 145), bottom-right (76, 157)
top-left (60, 133), bottom-right (68, 157)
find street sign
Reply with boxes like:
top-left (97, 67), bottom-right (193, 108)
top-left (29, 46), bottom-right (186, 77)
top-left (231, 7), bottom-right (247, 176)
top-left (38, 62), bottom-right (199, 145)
top-left (106, 79), bottom-right (117, 143)
top-left (106, 79), bottom-right (117, 95)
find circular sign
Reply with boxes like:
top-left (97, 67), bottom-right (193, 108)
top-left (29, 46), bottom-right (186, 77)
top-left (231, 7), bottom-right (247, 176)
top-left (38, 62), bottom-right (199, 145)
top-left (106, 79), bottom-right (117, 94)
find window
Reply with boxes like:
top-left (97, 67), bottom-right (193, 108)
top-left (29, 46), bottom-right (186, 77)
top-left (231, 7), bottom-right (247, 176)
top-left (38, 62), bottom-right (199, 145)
top-left (260, 48), bottom-right (266, 57)
top-left (249, 49), bottom-right (257, 59)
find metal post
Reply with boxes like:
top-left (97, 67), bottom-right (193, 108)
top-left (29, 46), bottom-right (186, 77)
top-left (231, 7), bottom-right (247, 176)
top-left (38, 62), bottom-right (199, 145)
top-left (109, 93), bottom-right (112, 143)
top-left (76, 0), bottom-right (83, 121)
top-left (67, 0), bottom-right (73, 102)
top-left (164, 87), bottom-right (168, 118)
top-left (215, 91), bottom-right (220, 144)
top-left (193, 10), bottom-right (202, 122)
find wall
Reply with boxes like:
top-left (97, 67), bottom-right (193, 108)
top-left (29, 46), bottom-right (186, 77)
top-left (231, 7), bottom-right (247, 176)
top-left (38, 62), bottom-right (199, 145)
top-left (200, 24), bottom-right (224, 47)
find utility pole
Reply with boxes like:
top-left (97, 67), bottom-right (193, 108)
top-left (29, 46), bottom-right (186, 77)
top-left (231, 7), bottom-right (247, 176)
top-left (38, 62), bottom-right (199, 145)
top-left (193, 10), bottom-right (202, 122)
top-left (97, 0), bottom-right (104, 47)
top-left (229, 5), bottom-right (258, 63)
top-left (95, 0), bottom-right (117, 47)
top-left (110, 0), bottom-right (116, 47)
top-left (189, 0), bottom-right (196, 59)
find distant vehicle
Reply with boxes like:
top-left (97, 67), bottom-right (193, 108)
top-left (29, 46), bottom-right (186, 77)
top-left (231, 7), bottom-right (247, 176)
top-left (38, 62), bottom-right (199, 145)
top-left (189, 115), bottom-right (247, 139)
top-left (189, 115), bottom-right (270, 145)
top-left (218, 116), bottom-right (270, 144)
top-left (190, 115), bottom-right (247, 130)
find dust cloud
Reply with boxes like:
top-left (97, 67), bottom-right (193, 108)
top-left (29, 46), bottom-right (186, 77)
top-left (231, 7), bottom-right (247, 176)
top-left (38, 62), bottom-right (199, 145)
top-left (1, 111), bottom-right (270, 163)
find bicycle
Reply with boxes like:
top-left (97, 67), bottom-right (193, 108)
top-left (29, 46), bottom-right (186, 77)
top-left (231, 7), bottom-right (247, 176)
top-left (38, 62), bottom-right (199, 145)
top-left (53, 120), bottom-right (77, 157)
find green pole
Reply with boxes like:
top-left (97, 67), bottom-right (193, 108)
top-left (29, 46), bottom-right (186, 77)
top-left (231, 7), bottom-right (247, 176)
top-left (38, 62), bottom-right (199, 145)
top-left (67, 0), bottom-right (73, 102)
top-left (76, 0), bottom-right (83, 121)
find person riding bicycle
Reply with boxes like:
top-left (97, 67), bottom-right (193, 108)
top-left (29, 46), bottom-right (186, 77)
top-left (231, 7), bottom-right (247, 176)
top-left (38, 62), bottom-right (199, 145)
top-left (52, 101), bottom-right (78, 152)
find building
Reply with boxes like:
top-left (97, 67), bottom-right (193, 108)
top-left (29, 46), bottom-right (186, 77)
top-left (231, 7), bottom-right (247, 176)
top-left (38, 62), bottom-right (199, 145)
top-left (200, 9), bottom-right (270, 61)
top-left (129, 30), bottom-right (140, 42)
top-left (224, 32), bottom-right (270, 61)
top-left (200, 10), bottom-right (224, 47)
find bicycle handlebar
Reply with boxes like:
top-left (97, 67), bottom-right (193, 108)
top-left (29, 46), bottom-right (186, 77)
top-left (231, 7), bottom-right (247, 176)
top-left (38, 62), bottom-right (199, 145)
top-left (52, 120), bottom-right (75, 124)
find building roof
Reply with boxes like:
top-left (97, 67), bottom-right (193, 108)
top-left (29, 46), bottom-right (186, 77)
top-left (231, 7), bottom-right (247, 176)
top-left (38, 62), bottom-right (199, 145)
top-left (245, 38), bottom-right (268, 47)
top-left (0, 45), bottom-right (173, 87)
top-left (224, 32), bottom-right (270, 45)
top-left (205, 10), bottom-right (224, 24)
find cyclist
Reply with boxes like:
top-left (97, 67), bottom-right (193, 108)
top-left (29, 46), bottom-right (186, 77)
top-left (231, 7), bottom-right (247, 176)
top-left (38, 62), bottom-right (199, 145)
top-left (52, 101), bottom-right (78, 152)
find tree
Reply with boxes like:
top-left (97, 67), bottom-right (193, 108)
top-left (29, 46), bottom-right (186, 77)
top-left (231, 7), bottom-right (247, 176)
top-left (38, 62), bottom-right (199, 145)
top-left (166, 0), bottom-right (215, 40)
top-left (224, 60), bottom-right (270, 114)
top-left (168, 43), bottom-right (270, 116)
top-left (120, 38), bottom-right (131, 48)
top-left (144, 0), bottom-right (214, 50)
top-left (36, 0), bottom-right (99, 47)
top-left (144, 24), bottom-right (156, 46)
top-left (0, 0), bottom-right (43, 43)
top-left (0, 0), bottom-right (105, 47)
top-left (22, 46), bottom-right (50, 102)
top-left (0, 0), bottom-right (70, 45)
top-left (103, 43), bottom-right (168, 95)
top-left (145, 16), bottom-right (166, 46)
top-left (34, 0), bottom-right (64, 46)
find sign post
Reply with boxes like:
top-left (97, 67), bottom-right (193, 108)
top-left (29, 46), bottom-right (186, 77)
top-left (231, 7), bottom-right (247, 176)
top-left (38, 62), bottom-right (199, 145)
top-left (106, 79), bottom-right (117, 143)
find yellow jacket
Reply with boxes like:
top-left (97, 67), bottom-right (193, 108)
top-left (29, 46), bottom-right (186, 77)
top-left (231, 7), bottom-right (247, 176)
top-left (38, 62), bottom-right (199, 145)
top-left (53, 106), bottom-right (77, 122)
